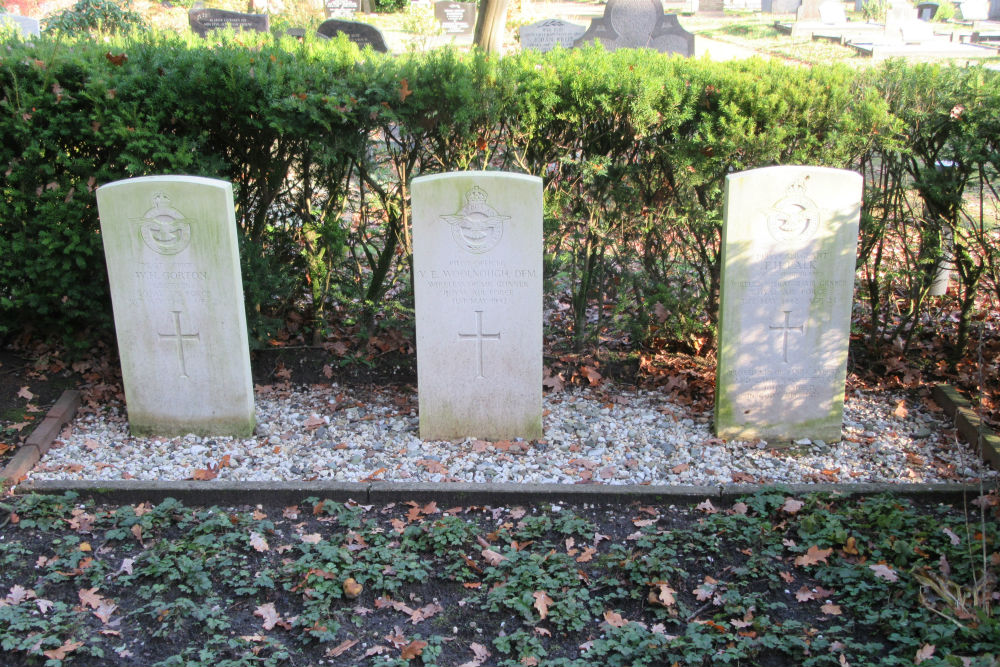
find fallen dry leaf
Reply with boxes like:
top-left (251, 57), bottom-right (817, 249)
top-left (43, 640), bottom-right (83, 661)
top-left (254, 602), bottom-right (280, 630)
top-left (482, 549), bottom-right (506, 566)
top-left (326, 639), bottom-right (358, 657)
top-left (78, 587), bottom-right (104, 609)
top-left (249, 532), bottom-right (269, 552)
top-left (870, 563), bottom-right (899, 582)
top-left (795, 586), bottom-right (816, 602)
top-left (794, 545), bottom-right (833, 567)
top-left (400, 639), bottom-right (427, 661)
top-left (781, 498), bottom-right (804, 514)
top-left (603, 610), bottom-right (629, 627)
top-left (821, 603), bottom-right (842, 615)
top-left (17, 386), bottom-right (33, 400)
top-left (914, 644), bottom-right (936, 664)
top-left (532, 590), bottom-right (553, 620)
top-left (343, 577), bottom-right (363, 599)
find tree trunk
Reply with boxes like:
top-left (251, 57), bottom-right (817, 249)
top-left (474, 0), bottom-right (510, 54)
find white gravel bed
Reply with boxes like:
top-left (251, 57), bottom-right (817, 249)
top-left (27, 384), bottom-right (997, 486)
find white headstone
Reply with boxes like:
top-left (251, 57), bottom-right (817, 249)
top-left (819, 0), bottom-right (847, 23)
top-left (96, 176), bottom-right (255, 437)
top-left (0, 13), bottom-right (40, 36)
top-left (715, 166), bottom-right (861, 443)
top-left (520, 18), bottom-right (586, 52)
top-left (412, 171), bottom-right (543, 441)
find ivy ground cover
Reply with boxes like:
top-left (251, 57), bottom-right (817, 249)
top-left (0, 489), bottom-right (998, 666)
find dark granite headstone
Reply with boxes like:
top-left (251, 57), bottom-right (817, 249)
top-left (991, 0), bottom-right (1000, 19)
top-left (915, 1), bottom-right (938, 18)
top-left (325, 0), bottom-right (359, 18)
top-left (573, 0), bottom-right (694, 55)
top-left (762, 0), bottom-right (802, 12)
top-left (316, 19), bottom-right (389, 51)
top-left (795, 0), bottom-right (822, 19)
top-left (434, 1), bottom-right (476, 35)
top-left (188, 9), bottom-right (269, 37)
top-left (519, 18), bottom-right (587, 51)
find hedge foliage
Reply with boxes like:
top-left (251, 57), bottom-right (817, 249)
top-left (1, 29), bottom-right (997, 360)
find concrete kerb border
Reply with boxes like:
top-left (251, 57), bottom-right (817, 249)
top-left (6, 386), bottom-right (998, 507)
top-left (1, 390), bottom-right (81, 489)
top-left (932, 384), bottom-right (1000, 470)
top-left (15, 479), bottom-right (992, 507)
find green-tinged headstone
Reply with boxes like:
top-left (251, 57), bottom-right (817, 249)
top-left (97, 176), bottom-right (255, 437)
top-left (412, 171), bottom-right (543, 441)
top-left (715, 166), bottom-right (862, 443)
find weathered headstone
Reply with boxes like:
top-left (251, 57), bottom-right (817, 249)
top-left (188, 9), bottom-right (269, 37)
top-left (958, 0), bottom-right (988, 19)
top-left (519, 18), bottom-right (586, 51)
top-left (715, 166), bottom-right (862, 444)
top-left (412, 172), bottom-right (543, 441)
top-left (0, 13), bottom-right (40, 36)
top-left (763, 0), bottom-right (802, 13)
top-left (698, 0), bottom-right (725, 14)
top-left (434, 1), bottom-right (476, 35)
top-left (990, 0), bottom-right (1000, 18)
top-left (96, 176), bottom-right (255, 437)
top-left (317, 18), bottom-right (388, 51)
top-left (819, 0), bottom-right (848, 22)
top-left (574, 0), bottom-right (695, 55)
top-left (796, 0), bottom-right (823, 20)
top-left (325, 0), bottom-right (359, 18)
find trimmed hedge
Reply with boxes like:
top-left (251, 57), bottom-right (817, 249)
top-left (1, 29), bottom-right (997, 360)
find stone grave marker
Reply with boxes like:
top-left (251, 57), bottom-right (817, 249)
top-left (574, 0), bottom-right (695, 55)
top-left (958, 0), bottom-right (988, 19)
top-left (714, 166), bottom-right (862, 444)
top-left (96, 176), bottom-right (255, 437)
top-left (0, 13), bottom-right (40, 36)
top-left (796, 0), bottom-right (823, 20)
top-left (698, 0), bottom-right (725, 14)
top-left (188, 9), bottom-right (269, 37)
top-left (990, 0), bottom-right (999, 18)
top-left (520, 18), bottom-right (586, 51)
top-left (434, 1), bottom-right (476, 36)
top-left (819, 0), bottom-right (847, 22)
top-left (763, 0), bottom-right (802, 12)
top-left (317, 19), bottom-right (388, 51)
top-left (412, 171), bottom-right (543, 441)
top-left (325, 0), bottom-right (360, 17)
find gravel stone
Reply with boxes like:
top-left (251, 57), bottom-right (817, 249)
top-left (27, 384), bottom-right (998, 486)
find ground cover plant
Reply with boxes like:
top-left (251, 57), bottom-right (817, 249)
top-left (0, 489), bottom-right (998, 666)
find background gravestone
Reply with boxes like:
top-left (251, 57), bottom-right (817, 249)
top-left (519, 18), bottom-right (586, 51)
top-left (317, 19), bottom-right (389, 51)
top-left (795, 0), bottom-right (822, 20)
top-left (434, 1), bottom-right (477, 35)
top-left (96, 176), bottom-right (255, 437)
top-left (574, 0), bottom-right (695, 55)
top-left (819, 0), bottom-right (847, 22)
top-left (715, 166), bottom-right (862, 444)
top-left (698, 0), bottom-right (725, 14)
top-left (989, 0), bottom-right (999, 18)
top-left (188, 9), bottom-right (269, 37)
top-left (412, 172), bottom-right (543, 441)
top-left (762, 0), bottom-right (801, 11)
top-left (0, 13), bottom-right (40, 36)
top-left (324, 0), bottom-right (362, 18)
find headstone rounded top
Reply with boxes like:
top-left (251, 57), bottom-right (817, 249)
top-left (98, 174), bottom-right (232, 193)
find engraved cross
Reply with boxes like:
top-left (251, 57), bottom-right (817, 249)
top-left (769, 310), bottom-right (803, 363)
top-left (158, 310), bottom-right (200, 378)
top-left (458, 310), bottom-right (500, 379)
